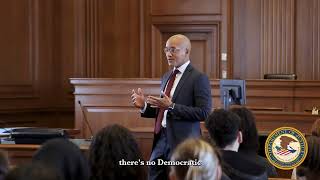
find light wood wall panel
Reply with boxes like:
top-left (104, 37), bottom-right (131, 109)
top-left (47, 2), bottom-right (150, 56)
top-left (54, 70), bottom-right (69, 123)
top-left (233, 0), bottom-right (320, 80)
top-left (74, 0), bottom-right (143, 78)
top-left (233, 0), bottom-right (295, 79)
top-left (8, 0), bottom-right (320, 129)
top-left (100, 0), bottom-right (141, 78)
top-left (0, 0), bottom-right (53, 108)
top-left (0, 0), bottom-right (230, 128)
top-left (73, 0), bottom-right (228, 78)
top-left (74, 0), bottom-right (101, 78)
top-left (261, 0), bottom-right (295, 76)
top-left (57, 0), bottom-right (77, 107)
top-left (233, 0), bottom-right (261, 79)
top-left (296, 0), bottom-right (320, 80)
top-left (0, 0), bottom-right (37, 98)
top-left (0, 0), bottom-right (75, 128)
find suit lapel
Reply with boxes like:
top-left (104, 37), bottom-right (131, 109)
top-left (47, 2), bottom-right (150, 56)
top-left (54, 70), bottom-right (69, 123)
top-left (172, 64), bottom-right (193, 102)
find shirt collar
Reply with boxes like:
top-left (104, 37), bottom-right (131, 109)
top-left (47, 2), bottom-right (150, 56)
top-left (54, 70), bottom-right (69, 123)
top-left (174, 60), bottom-right (190, 74)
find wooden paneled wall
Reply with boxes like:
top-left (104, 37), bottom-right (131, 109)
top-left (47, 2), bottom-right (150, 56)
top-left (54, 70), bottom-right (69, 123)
top-left (260, 0), bottom-right (295, 76)
top-left (2, 0), bottom-right (320, 127)
top-left (0, 0), bottom-right (228, 127)
top-left (76, 0), bottom-right (229, 78)
top-left (296, 0), bottom-right (320, 80)
top-left (0, 0), bottom-right (75, 127)
top-left (233, 0), bottom-right (320, 79)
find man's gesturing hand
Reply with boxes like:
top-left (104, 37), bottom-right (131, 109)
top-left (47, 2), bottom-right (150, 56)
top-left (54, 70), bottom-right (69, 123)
top-left (147, 91), bottom-right (172, 109)
top-left (131, 88), bottom-right (145, 109)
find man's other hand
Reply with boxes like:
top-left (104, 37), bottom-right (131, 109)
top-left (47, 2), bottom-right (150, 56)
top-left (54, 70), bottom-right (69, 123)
top-left (147, 91), bottom-right (172, 109)
top-left (131, 88), bottom-right (145, 109)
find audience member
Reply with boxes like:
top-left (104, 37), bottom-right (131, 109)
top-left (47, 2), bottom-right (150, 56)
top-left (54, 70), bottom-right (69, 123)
top-left (32, 138), bottom-right (90, 180)
top-left (5, 162), bottom-right (61, 180)
top-left (230, 106), bottom-right (278, 177)
top-left (170, 138), bottom-right (221, 180)
top-left (205, 109), bottom-right (267, 180)
top-left (295, 136), bottom-right (320, 180)
top-left (89, 124), bottom-right (146, 180)
top-left (0, 150), bottom-right (9, 180)
top-left (311, 118), bottom-right (320, 136)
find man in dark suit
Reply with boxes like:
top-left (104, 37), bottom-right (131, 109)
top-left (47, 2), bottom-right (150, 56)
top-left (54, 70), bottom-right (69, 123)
top-left (131, 34), bottom-right (212, 180)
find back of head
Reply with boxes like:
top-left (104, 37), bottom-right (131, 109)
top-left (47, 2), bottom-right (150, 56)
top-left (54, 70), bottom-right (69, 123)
top-left (89, 124), bottom-right (146, 180)
top-left (32, 138), bottom-right (90, 180)
top-left (170, 138), bottom-right (221, 180)
top-left (0, 150), bottom-right (9, 180)
top-left (5, 162), bottom-right (61, 180)
top-left (311, 119), bottom-right (320, 137)
top-left (297, 136), bottom-right (320, 179)
top-left (230, 107), bottom-right (259, 152)
top-left (205, 109), bottom-right (241, 148)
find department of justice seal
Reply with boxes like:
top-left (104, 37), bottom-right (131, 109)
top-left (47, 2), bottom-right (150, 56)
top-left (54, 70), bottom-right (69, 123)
top-left (265, 127), bottom-right (308, 170)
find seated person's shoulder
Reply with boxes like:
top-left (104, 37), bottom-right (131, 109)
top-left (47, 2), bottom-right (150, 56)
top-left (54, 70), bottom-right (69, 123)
top-left (222, 150), bottom-right (267, 180)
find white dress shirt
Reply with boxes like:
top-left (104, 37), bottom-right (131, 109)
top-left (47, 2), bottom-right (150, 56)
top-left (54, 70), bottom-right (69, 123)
top-left (161, 60), bottom-right (190, 127)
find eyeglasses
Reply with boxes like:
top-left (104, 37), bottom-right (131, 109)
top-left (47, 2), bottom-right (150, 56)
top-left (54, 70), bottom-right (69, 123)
top-left (163, 47), bottom-right (182, 54)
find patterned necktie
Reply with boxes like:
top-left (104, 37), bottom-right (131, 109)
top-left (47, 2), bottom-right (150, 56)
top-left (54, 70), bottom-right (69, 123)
top-left (154, 69), bottom-right (180, 134)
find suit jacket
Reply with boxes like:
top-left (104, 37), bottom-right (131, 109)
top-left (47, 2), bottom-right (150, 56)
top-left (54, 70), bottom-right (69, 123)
top-left (142, 64), bottom-right (212, 153)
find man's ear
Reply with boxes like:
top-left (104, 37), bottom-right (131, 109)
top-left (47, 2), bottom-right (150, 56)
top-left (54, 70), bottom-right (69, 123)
top-left (185, 48), bottom-right (189, 54)
top-left (238, 131), bottom-right (243, 144)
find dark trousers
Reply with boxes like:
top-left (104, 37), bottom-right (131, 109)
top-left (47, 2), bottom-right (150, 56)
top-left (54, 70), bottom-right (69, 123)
top-left (148, 128), bottom-right (171, 180)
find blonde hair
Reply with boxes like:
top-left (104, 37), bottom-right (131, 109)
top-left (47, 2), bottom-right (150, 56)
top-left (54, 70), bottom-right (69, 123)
top-left (170, 138), bottom-right (221, 180)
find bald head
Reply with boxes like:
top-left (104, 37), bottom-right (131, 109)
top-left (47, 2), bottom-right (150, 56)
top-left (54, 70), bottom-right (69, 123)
top-left (167, 34), bottom-right (191, 53)
top-left (165, 34), bottom-right (191, 68)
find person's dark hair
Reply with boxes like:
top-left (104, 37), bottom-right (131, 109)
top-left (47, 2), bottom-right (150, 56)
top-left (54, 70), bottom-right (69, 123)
top-left (170, 138), bottom-right (221, 180)
top-left (296, 136), bottom-right (320, 179)
top-left (89, 124), bottom-right (146, 180)
top-left (5, 162), bottom-right (61, 180)
top-left (230, 107), bottom-right (259, 152)
top-left (0, 150), bottom-right (9, 180)
top-left (311, 119), bottom-right (320, 137)
top-left (32, 139), bottom-right (90, 180)
top-left (205, 109), bottom-right (241, 148)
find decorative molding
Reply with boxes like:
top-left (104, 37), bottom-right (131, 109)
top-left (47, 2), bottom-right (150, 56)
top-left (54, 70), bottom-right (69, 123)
top-left (150, 0), bottom-right (221, 16)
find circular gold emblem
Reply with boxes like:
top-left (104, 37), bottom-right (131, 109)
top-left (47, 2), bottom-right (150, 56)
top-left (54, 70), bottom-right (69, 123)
top-left (265, 127), bottom-right (308, 170)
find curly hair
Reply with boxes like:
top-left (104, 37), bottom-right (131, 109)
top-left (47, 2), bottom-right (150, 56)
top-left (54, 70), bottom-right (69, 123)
top-left (205, 109), bottom-right (241, 148)
top-left (89, 124), bottom-right (146, 180)
top-left (230, 106), bottom-right (259, 152)
top-left (170, 138), bottom-right (221, 180)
